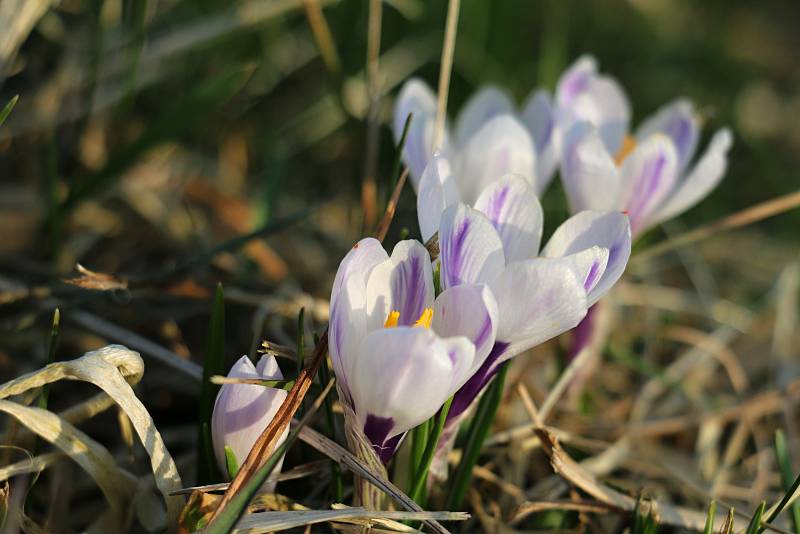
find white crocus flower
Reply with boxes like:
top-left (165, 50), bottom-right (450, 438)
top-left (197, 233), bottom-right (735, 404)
top-left (328, 238), bottom-right (499, 462)
top-left (557, 55), bottom-right (733, 236)
top-left (393, 79), bottom-right (558, 197)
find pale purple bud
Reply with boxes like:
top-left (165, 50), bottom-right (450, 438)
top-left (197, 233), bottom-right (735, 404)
top-left (211, 355), bottom-right (288, 481)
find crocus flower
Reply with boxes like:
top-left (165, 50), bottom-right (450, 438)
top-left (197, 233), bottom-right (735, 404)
top-left (557, 55), bottom-right (733, 236)
top-left (393, 79), bottom-right (558, 198)
top-left (434, 185), bottom-right (631, 420)
top-left (329, 238), bottom-right (499, 462)
top-left (211, 355), bottom-right (288, 481)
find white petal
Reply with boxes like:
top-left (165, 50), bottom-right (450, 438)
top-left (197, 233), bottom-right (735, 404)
top-left (365, 240), bottom-right (435, 331)
top-left (567, 76), bottom-right (631, 155)
top-left (521, 89), bottom-right (559, 193)
top-left (636, 99), bottom-right (699, 172)
top-left (653, 128), bottom-right (733, 224)
top-left (454, 86), bottom-right (515, 147)
top-left (543, 210), bottom-right (632, 306)
top-left (331, 238), bottom-right (388, 308)
top-left (453, 114), bottom-right (537, 204)
top-left (350, 327), bottom-right (475, 439)
top-left (618, 134), bottom-right (680, 234)
top-left (329, 275), bottom-right (369, 399)
top-left (489, 258), bottom-right (587, 358)
top-left (256, 354), bottom-right (283, 380)
top-left (393, 79), bottom-right (442, 189)
top-left (474, 175), bottom-right (543, 262)
top-left (560, 123), bottom-right (621, 213)
top-left (417, 152), bottom-right (461, 242)
top-left (556, 55), bottom-right (598, 108)
top-left (439, 204), bottom-right (506, 290)
top-left (433, 284), bottom-right (499, 380)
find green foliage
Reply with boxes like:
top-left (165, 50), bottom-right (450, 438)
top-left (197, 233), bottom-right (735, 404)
top-left (631, 497), bottom-right (660, 534)
top-left (224, 445), bottom-right (239, 479)
top-left (446, 363), bottom-right (509, 510)
top-left (198, 283), bottom-right (226, 484)
top-left (704, 500), bottom-right (717, 534)
top-left (744, 501), bottom-right (765, 534)
top-left (770, 430), bottom-right (800, 533)
top-left (0, 95), bottom-right (18, 127)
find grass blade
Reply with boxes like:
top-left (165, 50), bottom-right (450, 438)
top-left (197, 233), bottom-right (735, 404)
top-left (704, 501), bottom-right (717, 534)
top-left (197, 283), bottom-right (226, 484)
top-left (767, 430), bottom-right (800, 533)
top-left (446, 363), bottom-right (508, 510)
top-left (0, 95), bottom-right (18, 127)
top-left (746, 501), bottom-right (765, 534)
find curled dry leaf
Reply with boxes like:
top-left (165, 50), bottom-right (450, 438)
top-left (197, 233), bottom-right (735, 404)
top-left (63, 264), bottom-right (128, 291)
top-left (0, 344), bottom-right (183, 529)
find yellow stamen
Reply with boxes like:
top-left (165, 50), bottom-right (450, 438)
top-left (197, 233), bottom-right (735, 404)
top-left (414, 308), bottom-right (433, 329)
top-left (384, 310), bottom-right (400, 328)
top-left (615, 135), bottom-right (637, 165)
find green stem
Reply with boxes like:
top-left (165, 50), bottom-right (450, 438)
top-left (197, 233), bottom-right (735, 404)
top-left (445, 363), bottom-right (508, 510)
top-left (198, 283), bottom-right (226, 484)
top-left (409, 397), bottom-right (453, 505)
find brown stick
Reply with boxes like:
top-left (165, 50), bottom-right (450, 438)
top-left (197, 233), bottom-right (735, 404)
top-left (634, 190), bottom-right (800, 264)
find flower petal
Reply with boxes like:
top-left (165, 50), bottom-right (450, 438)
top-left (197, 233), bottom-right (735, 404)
top-left (566, 76), bottom-right (631, 155)
top-left (489, 258), bottom-right (588, 357)
top-left (350, 327), bottom-right (475, 441)
top-left (560, 123), bottom-right (621, 213)
top-left (652, 128), bottom-right (733, 224)
top-left (636, 99), bottom-right (699, 173)
top-left (439, 203), bottom-right (506, 290)
top-left (417, 152), bottom-right (461, 242)
top-left (619, 134), bottom-right (680, 234)
top-left (521, 89), bottom-right (559, 193)
top-left (556, 55), bottom-right (598, 108)
top-left (365, 240), bottom-right (435, 330)
top-left (256, 354), bottom-right (284, 380)
top-left (454, 86), bottom-right (515, 147)
top-left (543, 210), bottom-right (632, 306)
top-left (473, 175), bottom-right (543, 262)
top-left (331, 238), bottom-right (389, 308)
top-left (329, 275), bottom-right (369, 400)
top-left (453, 114), bottom-right (537, 204)
top-left (393, 79), bottom-right (441, 189)
top-left (433, 284), bottom-right (499, 380)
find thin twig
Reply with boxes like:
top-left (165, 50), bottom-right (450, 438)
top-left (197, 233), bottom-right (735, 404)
top-left (374, 167), bottom-right (409, 241)
top-left (360, 0), bottom-right (382, 230)
top-left (302, 0), bottom-right (341, 75)
top-left (634, 190), bottom-right (800, 264)
top-left (433, 0), bottom-right (460, 150)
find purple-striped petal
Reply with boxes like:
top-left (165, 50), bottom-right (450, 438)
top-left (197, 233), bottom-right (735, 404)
top-left (636, 99), bottom-right (699, 173)
top-left (521, 89), bottom-right (559, 193)
top-left (365, 240), bottom-right (434, 330)
top-left (619, 134), bottom-right (680, 235)
top-left (417, 152), bottom-right (461, 242)
top-left (542, 210), bottom-right (631, 306)
top-left (329, 275), bottom-right (369, 400)
top-left (474, 175), bottom-right (543, 262)
top-left (439, 203), bottom-right (505, 290)
top-left (453, 114), bottom-right (537, 204)
top-left (653, 128), bottom-right (733, 225)
top-left (433, 284), bottom-right (499, 381)
top-left (393, 78), bottom-right (442, 190)
top-left (454, 86), bottom-right (515, 147)
top-left (489, 257), bottom-right (588, 358)
top-left (349, 327), bottom-right (476, 447)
